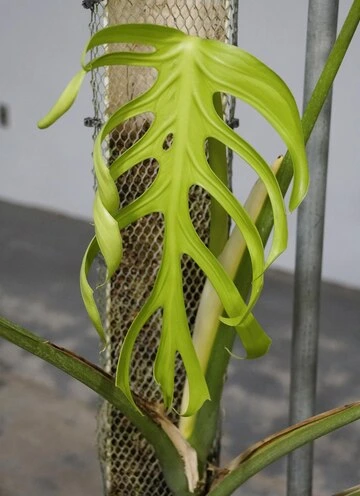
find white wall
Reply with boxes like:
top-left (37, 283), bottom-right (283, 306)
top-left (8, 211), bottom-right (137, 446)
top-left (0, 1), bottom-right (94, 218)
top-left (0, 1), bottom-right (359, 288)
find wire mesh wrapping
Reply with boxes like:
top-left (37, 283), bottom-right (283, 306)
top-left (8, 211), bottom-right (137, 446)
top-left (88, 2), bottom-right (238, 494)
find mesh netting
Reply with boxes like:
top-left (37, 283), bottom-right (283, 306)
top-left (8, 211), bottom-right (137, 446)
top-left (88, 2), bottom-right (238, 495)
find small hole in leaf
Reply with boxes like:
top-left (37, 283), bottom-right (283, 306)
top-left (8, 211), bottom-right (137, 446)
top-left (162, 133), bottom-right (174, 150)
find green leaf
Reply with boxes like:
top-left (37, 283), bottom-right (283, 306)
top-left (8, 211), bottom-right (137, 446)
top-left (39, 24), bottom-right (308, 414)
top-left (79, 237), bottom-right (105, 342)
top-left (209, 402), bottom-right (360, 496)
top-left (38, 70), bottom-right (86, 129)
top-left (93, 191), bottom-right (122, 279)
top-left (0, 316), bottom-right (194, 496)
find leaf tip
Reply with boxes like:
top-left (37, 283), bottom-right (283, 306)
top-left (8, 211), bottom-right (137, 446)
top-left (37, 69), bottom-right (86, 130)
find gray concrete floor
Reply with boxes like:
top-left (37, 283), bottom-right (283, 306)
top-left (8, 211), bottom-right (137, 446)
top-left (0, 199), bottom-right (359, 496)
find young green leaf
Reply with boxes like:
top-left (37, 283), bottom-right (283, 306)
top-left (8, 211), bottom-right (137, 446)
top-left (38, 24), bottom-right (308, 414)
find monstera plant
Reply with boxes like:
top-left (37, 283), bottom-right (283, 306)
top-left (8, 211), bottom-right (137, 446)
top-left (1, 3), bottom-right (360, 495)
top-left (38, 24), bottom-right (309, 416)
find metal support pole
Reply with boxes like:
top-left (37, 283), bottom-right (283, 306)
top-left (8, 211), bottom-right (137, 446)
top-left (287, 2), bottom-right (339, 496)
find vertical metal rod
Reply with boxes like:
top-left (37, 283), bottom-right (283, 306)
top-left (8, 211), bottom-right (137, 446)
top-left (287, 2), bottom-right (339, 496)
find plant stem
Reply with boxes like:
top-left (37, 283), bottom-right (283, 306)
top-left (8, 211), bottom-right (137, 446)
top-left (187, 0), bottom-right (360, 471)
top-left (0, 316), bottom-right (193, 496)
top-left (208, 402), bottom-right (360, 496)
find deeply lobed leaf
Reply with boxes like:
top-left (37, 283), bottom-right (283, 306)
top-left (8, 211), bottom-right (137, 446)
top-left (38, 24), bottom-right (308, 415)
